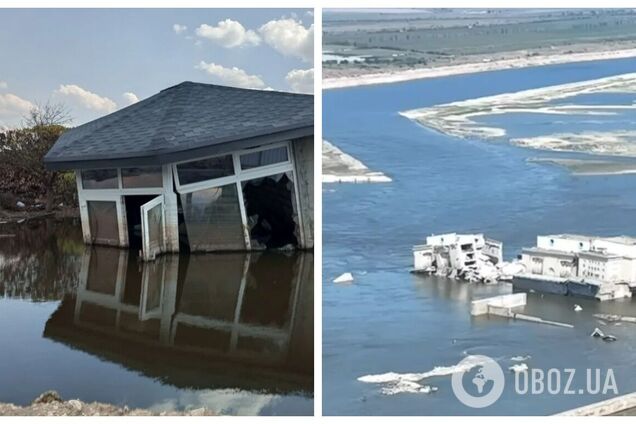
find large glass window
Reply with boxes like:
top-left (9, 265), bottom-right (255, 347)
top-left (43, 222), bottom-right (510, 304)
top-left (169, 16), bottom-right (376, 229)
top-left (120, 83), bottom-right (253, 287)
top-left (180, 184), bottom-right (245, 251)
top-left (121, 167), bottom-right (163, 188)
top-left (87, 200), bottom-right (120, 245)
top-left (176, 155), bottom-right (234, 186)
top-left (82, 169), bottom-right (118, 189)
top-left (240, 146), bottom-right (288, 170)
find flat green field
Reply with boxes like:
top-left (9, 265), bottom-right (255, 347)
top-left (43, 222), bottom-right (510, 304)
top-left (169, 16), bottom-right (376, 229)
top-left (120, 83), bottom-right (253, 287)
top-left (323, 9), bottom-right (636, 74)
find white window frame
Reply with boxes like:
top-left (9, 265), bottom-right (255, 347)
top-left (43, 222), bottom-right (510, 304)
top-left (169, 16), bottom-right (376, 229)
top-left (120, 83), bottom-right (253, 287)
top-left (80, 167), bottom-right (165, 196)
top-left (77, 167), bottom-right (168, 248)
top-left (172, 140), bottom-right (303, 250)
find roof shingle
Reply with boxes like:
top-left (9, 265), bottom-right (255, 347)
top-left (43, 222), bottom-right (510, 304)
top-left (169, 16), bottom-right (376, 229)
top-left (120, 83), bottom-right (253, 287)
top-left (44, 82), bottom-right (313, 169)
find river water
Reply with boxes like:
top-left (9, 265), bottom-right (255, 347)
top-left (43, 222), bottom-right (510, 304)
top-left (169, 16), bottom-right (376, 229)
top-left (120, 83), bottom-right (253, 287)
top-left (0, 218), bottom-right (313, 415)
top-left (323, 58), bottom-right (636, 415)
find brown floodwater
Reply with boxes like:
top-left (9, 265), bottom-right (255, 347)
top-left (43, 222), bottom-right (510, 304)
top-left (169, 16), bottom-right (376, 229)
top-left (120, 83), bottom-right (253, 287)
top-left (0, 218), bottom-right (313, 415)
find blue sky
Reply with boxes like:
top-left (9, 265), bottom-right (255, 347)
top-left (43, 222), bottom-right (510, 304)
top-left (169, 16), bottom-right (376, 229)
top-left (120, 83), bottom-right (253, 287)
top-left (0, 8), bottom-right (314, 128)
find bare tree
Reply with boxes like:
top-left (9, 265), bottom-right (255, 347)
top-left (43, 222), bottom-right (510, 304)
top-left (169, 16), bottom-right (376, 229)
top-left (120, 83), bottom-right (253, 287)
top-left (0, 102), bottom-right (73, 211)
top-left (24, 102), bottom-right (72, 128)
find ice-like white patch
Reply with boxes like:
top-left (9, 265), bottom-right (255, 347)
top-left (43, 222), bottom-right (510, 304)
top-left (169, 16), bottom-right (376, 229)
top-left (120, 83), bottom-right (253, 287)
top-left (358, 355), bottom-right (489, 395)
top-left (509, 363), bottom-right (529, 373)
top-left (511, 355), bottom-right (531, 362)
top-left (379, 381), bottom-right (438, 396)
top-left (333, 272), bottom-right (354, 284)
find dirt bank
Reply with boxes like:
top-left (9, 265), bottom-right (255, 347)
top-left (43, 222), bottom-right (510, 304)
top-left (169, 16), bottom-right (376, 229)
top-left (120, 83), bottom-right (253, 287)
top-left (0, 391), bottom-right (215, 416)
top-left (0, 206), bottom-right (78, 224)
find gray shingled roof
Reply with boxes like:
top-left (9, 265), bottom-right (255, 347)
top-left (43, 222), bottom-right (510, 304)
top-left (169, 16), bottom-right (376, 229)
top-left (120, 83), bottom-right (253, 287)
top-left (44, 81), bottom-right (313, 170)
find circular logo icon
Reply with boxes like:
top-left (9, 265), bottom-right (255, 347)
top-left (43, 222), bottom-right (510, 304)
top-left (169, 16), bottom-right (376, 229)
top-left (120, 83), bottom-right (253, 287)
top-left (451, 355), bottom-right (505, 408)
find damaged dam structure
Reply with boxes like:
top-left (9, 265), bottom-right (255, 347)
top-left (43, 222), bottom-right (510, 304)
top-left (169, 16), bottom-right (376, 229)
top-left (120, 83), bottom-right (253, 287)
top-left (413, 232), bottom-right (634, 300)
top-left (517, 234), bottom-right (634, 300)
top-left (44, 82), bottom-right (313, 260)
top-left (412, 233), bottom-right (516, 283)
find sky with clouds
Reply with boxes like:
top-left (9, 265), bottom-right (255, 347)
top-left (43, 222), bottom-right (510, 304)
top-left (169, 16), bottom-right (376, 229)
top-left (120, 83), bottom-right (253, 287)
top-left (0, 8), bottom-right (314, 128)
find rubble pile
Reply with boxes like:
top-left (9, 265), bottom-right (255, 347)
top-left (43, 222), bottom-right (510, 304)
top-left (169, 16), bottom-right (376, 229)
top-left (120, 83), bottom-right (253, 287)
top-left (413, 233), bottom-right (524, 283)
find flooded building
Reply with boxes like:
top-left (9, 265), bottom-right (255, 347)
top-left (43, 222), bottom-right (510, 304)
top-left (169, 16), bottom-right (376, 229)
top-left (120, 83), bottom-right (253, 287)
top-left (412, 233), bottom-right (505, 282)
top-left (518, 234), bottom-right (634, 300)
top-left (44, 82), bottom-right (314, 260)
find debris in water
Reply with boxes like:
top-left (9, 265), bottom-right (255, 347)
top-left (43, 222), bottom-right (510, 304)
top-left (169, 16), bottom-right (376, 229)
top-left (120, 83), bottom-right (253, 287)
top-left (593, 313), bottom-right (636, 324)
top-left (509, 363), bottom-right (529, 373)
top-left (574, 304), bottom-right (583, 312)
top-left (380, 381), bottom-right (438, 395)
top-left (511, 355), bottom-right (531, 362)
top-left (591, 327), bottom-right (605, 338)
top-left (412, 233), bottom-right (519, 283)
top-left (591, 327), bottom-right (617, 342)
top-left (16, 201), bottom-right (25, 208)
top-left (333, 272), bottom-right (354, 284)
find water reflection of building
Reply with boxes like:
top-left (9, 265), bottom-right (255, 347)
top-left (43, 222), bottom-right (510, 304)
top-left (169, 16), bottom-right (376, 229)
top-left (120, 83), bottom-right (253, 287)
top-left (44, 247), bottom-right (313, 394)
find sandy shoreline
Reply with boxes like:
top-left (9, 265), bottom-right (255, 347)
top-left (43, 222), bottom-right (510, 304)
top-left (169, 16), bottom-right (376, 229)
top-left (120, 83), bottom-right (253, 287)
top-left (323, 48), bottom-right (636, 90)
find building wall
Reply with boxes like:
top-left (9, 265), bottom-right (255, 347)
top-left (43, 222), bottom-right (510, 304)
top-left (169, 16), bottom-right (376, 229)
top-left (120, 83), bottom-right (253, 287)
top-left (537, 235), bottom-right (591, 253)
top-left (292, 136), bottom-right (314, 249)
top-left (521, 251), bottom-right (577, 278)
top-left (578, 256), bottom-right (620, 281)
top-left (592, 239), bottom-right (636, 258)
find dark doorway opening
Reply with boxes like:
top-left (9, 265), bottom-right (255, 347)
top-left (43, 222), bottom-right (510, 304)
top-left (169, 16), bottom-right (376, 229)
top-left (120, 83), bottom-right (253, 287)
top-left (124, 195), bottom-right (156, 251)
top-left (242, 173), bottom-right (299, 249)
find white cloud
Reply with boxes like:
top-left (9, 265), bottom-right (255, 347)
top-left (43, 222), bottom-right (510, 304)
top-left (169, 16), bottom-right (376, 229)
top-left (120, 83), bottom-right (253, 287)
top-left (195, 61), bottom-right (268, 90)
top-left (195, 19), bottom-right (260, 48)
top-left (259, 19), bottom-right (314, 63)
top-left (285, 68), bottom-right (314, 94)
top-left (0, 93), bottom-right (34, 126)
top-left (0, 81), bottom-right (7, 89)
top-left (56, 84), bottom-right (117, 113)
top-left (173, 24), bottom-right (187, 34)
top-left (122, 92), bottom-right (139, 106)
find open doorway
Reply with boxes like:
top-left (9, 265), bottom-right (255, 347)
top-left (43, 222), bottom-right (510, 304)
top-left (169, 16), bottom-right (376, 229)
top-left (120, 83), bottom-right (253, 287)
top-left (124, 195), bottom-right (156, 251)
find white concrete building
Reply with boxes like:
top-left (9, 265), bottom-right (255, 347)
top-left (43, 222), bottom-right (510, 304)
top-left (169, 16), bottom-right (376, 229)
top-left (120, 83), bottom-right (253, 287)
top-left (519, 234), bottom-right (635, 300)
top-left (413, 233), bottom-right (504, 282)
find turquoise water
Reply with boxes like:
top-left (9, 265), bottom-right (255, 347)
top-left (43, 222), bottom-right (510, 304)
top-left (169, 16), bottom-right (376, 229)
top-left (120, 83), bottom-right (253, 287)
top-left (323, 58), bottom-right (636, 415)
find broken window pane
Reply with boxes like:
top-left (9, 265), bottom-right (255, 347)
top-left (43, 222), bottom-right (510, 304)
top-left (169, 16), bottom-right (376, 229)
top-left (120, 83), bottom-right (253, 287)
top-left (121, 167), bottom-right (163, 188)
top-left (82, 169), bottom-right (118, 189)
top-left (180, 184), bottom-right (246, 251)
top-left (240, 146), bottom-right (288, 170)
top-left (87, 200), bottom-right (120, 245)
top-left (241, 172), bottom-right (299, 249)
top-left (176, 155), bottom-right (234, 186)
